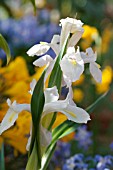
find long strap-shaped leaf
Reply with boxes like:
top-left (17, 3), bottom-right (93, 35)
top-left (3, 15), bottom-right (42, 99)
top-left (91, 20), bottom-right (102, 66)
top-left (41, 92), bottom-right (108, 170)
top-left (28, 71), bottom-right (45, 169)
top-left (0, 34), bottom-right (11, 65)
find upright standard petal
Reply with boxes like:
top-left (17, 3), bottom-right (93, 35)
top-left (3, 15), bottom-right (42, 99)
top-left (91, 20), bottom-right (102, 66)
top-left (60, 17), bottom-right (84, 47)
top-left (68, 29), bottom-right (84, 47)
top-left (27, 43), bottom-right (50, 57)
top-left (0, 99), bottom-right (30, 135)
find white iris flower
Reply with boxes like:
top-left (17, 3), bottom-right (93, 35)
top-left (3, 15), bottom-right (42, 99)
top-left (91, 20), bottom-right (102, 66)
top-left (27, 17), bottom-right (84, 57)
top-left (27, 17), bottom-right (85, 86)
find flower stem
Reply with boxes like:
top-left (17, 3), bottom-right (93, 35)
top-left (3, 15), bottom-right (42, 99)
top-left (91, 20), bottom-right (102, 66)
top-left (0, 143), bottom-right (5, 170)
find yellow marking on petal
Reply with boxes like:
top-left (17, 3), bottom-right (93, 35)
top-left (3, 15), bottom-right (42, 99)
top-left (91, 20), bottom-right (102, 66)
top-left (97, 64), bottom-right (101, 69)
top-left (69, 59), bottom-right (77, 65)
top-left (9, 112), bottom-right (16, 123)
top-left (66, 110), bottom-right (76, 118)
top-left (40, 41), bottom-right (47, 45)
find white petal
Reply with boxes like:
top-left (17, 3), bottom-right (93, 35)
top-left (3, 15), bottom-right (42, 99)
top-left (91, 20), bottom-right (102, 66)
top-left (68, 30), bottom-right (84, 47)
top-left (60, 17), bottom-right (84, 47)
top-left (33, 55), bottom-right (53, 67)
top-left (0, 101), bottom-right (30, 134)
top-left (27, 43), bottom-right (50, 57)
top-left (0, 108), bottom-right (19, 135)
top-left (50, 34), bottom-right (60, 55)
top-left (29, 79), bottom-right (37, 95)
top-left (26, 134), bottom-right (31, 151)
top-left (43, 99), bottom-right (90, 124)
top-left (81, 48), bottom-right (97, 63)
top-left (44, 86), bottom-right (59, 104)
top-left (66, 86), bottom-right (76, 106)
top-left (90, 62), bottom-right (102, 83)
top-left (63, 105), bottom-right (91, 123)
top-left (43, 100), bottom-right (67, 117)
top-left (51, 34), bottom-right (60, 44)
top-left (26, 125), bottom-right (32, 151)
top-left (40, 125), bottom-right (52, 147)
top-left (7, 98), bottom-right (11, 106)
top-left (61, 75), bottom-right (67, 87)
top-left (60, 53), bottom-right (84, 84)
top-left (44, 59), bottom-right (56, 83)
top-left (26, 125), bottom-right (52, 150)
top-left (67, 47), bottom-right (75, 54)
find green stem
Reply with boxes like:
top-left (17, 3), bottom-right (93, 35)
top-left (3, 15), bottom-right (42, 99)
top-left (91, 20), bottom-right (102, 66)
top-left (0, 143), bottom-right (5, 170)
top-left (41, 143), bottom-right (56, 170)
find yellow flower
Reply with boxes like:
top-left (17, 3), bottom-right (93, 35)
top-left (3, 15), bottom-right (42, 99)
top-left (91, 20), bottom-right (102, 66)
top-left (4, 81), bottom-right (30, 98)
top-left (96, 66), bottom-right (112, 94)
top-left (101, 25), bottom-right (113, 54)
top-left (0, 57), bottom-right (32, 153)
top-left (31, 66), bottom-right (45, 81)
top-left (72, 74), bottom-right (84, 86)
top-left (73, 88), bottom-right (84, 103)
top-left (0, 57), bottom-right (29, 86)
top-left (81, 25), bottom-right (99, 50)
top-left (53, 112), bottom-right (67, 128)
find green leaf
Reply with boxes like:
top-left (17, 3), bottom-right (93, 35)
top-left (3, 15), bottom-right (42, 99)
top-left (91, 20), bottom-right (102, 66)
top-left (29, 71), bottom-right (45, 168)
top-left (86, 91), bottom-right (108, 113)
top-left (41, 143), bottom-right (56, 170)
top-left (30, 0), bottom-right (36, 14)
top-left (31, 71), bottom-right (45, 127)
top-left (26, 141), bottom-right (38, 170)
top-left (0, 34), bottom-right (11, 65)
